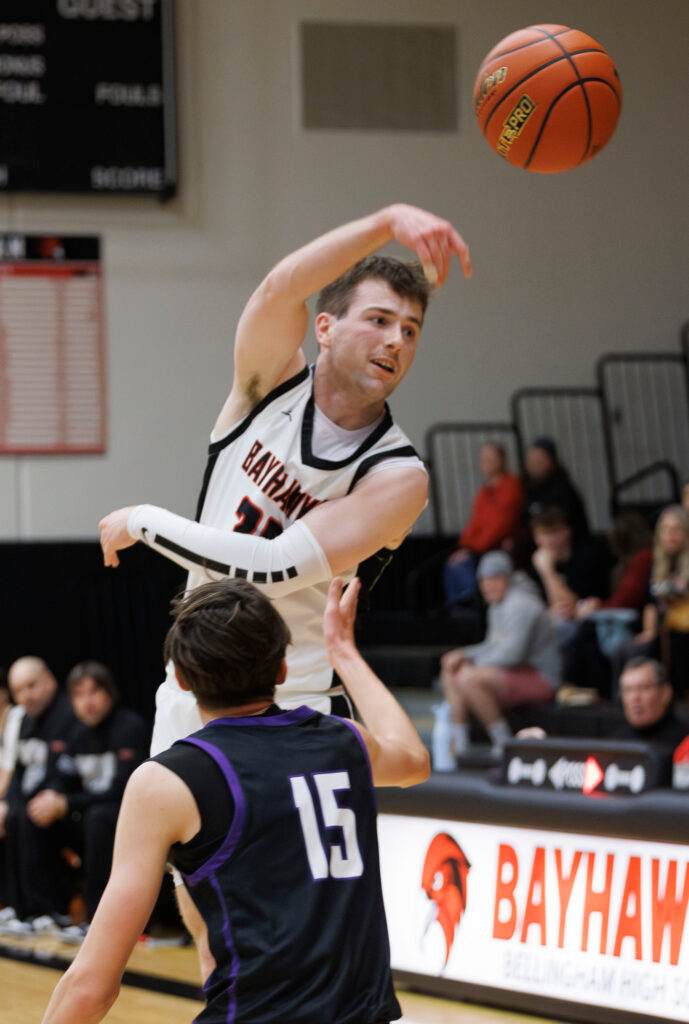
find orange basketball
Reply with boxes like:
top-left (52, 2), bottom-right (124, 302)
top-left (473, 24), bottom-right (622, 173)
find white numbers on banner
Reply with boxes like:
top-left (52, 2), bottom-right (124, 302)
top-left (290, 771), bottom-right (364, 881)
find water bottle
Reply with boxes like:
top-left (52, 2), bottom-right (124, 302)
top-left (431, 701), bottom-right (455, 772)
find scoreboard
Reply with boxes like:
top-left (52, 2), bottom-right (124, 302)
top-left (0, 0), bottom-right (176, 198)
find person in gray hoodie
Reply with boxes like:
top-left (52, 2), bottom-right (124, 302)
top-left (435, 550), bottom-right (561, 767)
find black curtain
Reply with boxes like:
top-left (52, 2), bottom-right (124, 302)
top-left (0, 542), bottom-right (186, 729)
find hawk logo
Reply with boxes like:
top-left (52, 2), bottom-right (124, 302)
top-left (421, 833), bottom-right (471, 966)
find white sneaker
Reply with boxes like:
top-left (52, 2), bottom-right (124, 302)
top-left (0, 906), bottom-right (17, 924)
top-left (0, 916), bottom-right (33, 936)
top-left (58, 923), bottom-right (88, 945)
top-left (31, 915), bottom-right (59, 934)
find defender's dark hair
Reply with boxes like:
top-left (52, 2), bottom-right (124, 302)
top-left (164, 579), bottom-right (291, 710)
top-left (316, 255), bottom-right (431, 320)
top-left (66, 661), bottom-right (120, 704)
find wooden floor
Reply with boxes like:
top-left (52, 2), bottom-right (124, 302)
top-left (1, 951), bottom-right (576, 1024)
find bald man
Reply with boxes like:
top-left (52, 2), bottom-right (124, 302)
top-left (0, 657), bottom-right (77, 931)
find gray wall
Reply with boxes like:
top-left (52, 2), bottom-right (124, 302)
top-left (1, 0), bottom-right (688, 538)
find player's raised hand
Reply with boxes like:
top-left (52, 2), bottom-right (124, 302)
top-left (99, 506), bottom-right (139, 567)
top-left (385, 203), bottom-right (472, 285)
top-left (324, 576), bottom-right (361, 660)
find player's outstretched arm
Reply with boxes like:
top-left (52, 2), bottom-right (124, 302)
top-left (220, 204), bottom-right (472, 431)
top-left (324, 577), bottom-right (430, 788)
top-left (40, 762), bottom-right (197, 1024)
top-left (99, 462), bottom-right (426, 585)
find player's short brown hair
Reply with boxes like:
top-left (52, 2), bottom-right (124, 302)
top-left (316, 255), bottom-right (431, 320)
top-left (164, 579), bottom-right (291, 710)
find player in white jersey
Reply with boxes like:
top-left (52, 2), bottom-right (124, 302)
top-left (99, 204), bottom-right (472, 751)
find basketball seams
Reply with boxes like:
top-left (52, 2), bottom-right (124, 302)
top-left (480, 48), bottom-right (611, 133)
top-left (523, 78), bottom-right (622, 170)
top-left (538, 26), bottom-right (593, 156)
top-left (477, 26), bottom-right (575, 70)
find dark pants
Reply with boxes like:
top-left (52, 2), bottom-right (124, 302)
top-left (4, 802), bottom-right (70, 919)
top-left (78, 802), bottom-right (119, 920)
top-left (3, 799), bottom-right (120, 921)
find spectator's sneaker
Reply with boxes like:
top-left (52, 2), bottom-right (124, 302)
top-left (0, 906), bottom-right (18, 924)
top-left (0, 916), bottom-right (33, 936)
top-left (58, 922), bottom-right (88, 945)
top-left (30, 915), bottom-right (60, 934)
top-left (51, 912), bottom-right (73, 929)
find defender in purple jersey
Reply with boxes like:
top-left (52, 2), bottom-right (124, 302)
top-left (41, 576), bottom-right (429, 1024)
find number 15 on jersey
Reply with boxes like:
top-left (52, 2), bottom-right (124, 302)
top-left (290, 771), bottom-right (364, 881)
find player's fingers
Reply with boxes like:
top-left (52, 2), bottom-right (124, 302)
top-left (426, 235), bottom-right (451, 287)
top-left (341, 576), bottom-right (361, 617)
top-left (450, 228), bottom-right (472, 278)
top-left (325, 577), bottom-right (343, 622)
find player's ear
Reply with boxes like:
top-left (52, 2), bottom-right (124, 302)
top-left (275, 658), bottom-right (288, 689)
top-left (314, 312), bottom-right (334, 351)
top-left (174, 666), bottom-right (190, 692)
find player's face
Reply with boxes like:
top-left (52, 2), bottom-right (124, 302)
top-left (71, 676), bottom-right (114, 727)
top-left (9, 667), bottom-right (56, 717)
top-left (322, 279), bottom-right (423, 401)
top-left (620, 666), bottom-right (671, 729)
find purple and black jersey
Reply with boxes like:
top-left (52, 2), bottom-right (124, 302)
top-left (153, 706), bottom-right (400, 1024)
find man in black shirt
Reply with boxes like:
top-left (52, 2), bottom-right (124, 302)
top-left (41, 577), bottom-right (430, 1024)
top-left (613, 657), bottom-right (689, 752)
top-left (0, 657), bottom-right (77, 927)
top-left (49, 662), bottom-right (148, 928)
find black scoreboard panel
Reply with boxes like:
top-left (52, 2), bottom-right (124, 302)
top-left (0, 0), bottom-right (176, 198)
top-left (501, 737), bottom-right (672, 795)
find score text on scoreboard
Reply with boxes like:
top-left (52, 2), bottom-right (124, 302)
top-left (0, 0), bottom-right (176, 197)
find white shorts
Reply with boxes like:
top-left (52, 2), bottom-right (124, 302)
top-left (150, 671), bottom-right (204, 756)
top-left (150, 665), bottom-right (348, 756)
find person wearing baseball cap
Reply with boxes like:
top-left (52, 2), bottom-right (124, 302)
top-left (433, 549), bottom-right (561, 768)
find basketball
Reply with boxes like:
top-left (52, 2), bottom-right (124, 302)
top-left (473, 24), bottom-right (622, 173)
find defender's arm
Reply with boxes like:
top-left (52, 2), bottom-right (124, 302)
top-left (40, 762), bottom-right (198, 1024)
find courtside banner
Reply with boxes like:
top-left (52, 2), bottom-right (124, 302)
top-left (379, 814), bottom-right (689, 1022)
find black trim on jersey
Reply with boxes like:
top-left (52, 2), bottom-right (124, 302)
top-left (194, 366), bottom-right (310, 522)
top-left (145, 529), bottom-right (298, 582)
top-left (301, 391), bottom-right (395, 470)
top-left (346, 445), bottom-right (421, 494)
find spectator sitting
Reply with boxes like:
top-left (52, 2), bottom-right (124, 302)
top-left (529, 505), bottom-right (611, 694)
top-left (611, 505), bottom-right (689, 698)
top-left (0, 669), bottom-right (25, 910)
top-left (517, 657), bottom-right (689, 761)
top-left (574, 513), bottom-right (653, 670)
top-left (530, 505), bottom-right (610, 615)
top-left (524, 437), bottom-right (590, 542)
top-left (0, 669), bottom-right (25, 799)
top-left (613, 657), bottom-right (689, 752)
top-left (444, 442), bottom-right (525, 604)
top-left (434, 550), bottom-right (560, 769)
top-left (0, 657), bottom-right (78, 933)
top-left (576, 512), bottom-right (653, 618)
top-left (31, 661), bottom-right (149, 937)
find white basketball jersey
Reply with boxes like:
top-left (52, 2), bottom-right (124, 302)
top-left (182, 365), bottom-right (426, 708)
